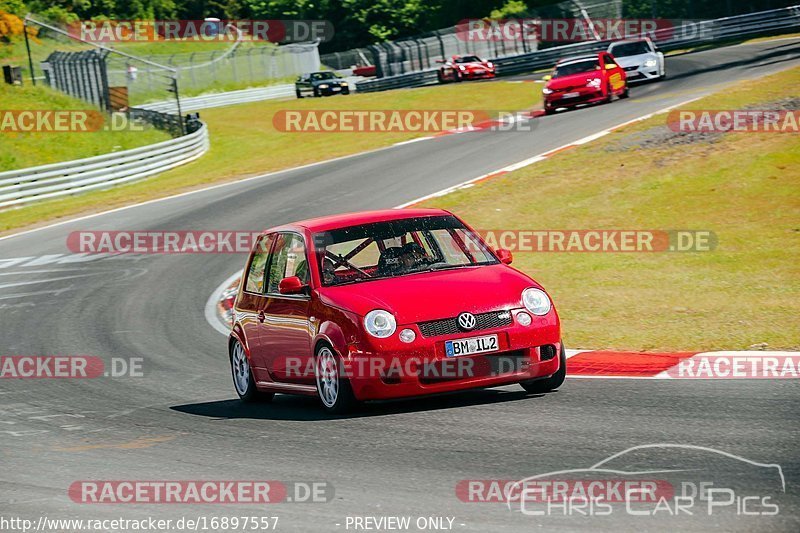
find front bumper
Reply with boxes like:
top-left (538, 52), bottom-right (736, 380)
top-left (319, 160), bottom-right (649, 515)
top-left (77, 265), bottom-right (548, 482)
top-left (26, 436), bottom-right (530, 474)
top-left (544, 88), bottom-right (606, 110)
top-left (344, 309), bottom-right (561, 400)
top-left (464, 70), bottom-right (496, 79)
top-left (317, 85), bottom-right (350, 95)
top-left (623, 66), bottom-right (660, 81)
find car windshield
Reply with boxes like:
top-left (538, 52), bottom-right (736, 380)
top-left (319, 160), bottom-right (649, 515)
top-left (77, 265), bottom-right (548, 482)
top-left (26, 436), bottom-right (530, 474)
top-left (310, 72), bottom-right (337, 81)
top-left (553, 59), bottom-right (600, 77)
top-left (609, 41), bottom-right (651, 57)
top-left (455, 56), bottom-right (482, 63)
top-left (315, 215), bottom-right (498, 286)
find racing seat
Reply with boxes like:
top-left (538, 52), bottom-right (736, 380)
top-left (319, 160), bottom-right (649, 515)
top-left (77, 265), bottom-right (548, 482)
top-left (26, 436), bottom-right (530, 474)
top-left (376, 247), bottom-right (405, 276)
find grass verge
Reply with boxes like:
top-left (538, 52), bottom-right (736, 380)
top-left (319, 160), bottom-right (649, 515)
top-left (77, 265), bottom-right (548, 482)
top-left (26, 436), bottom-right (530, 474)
top-left (0, 83), bottom-right (171, 171)
top-left (0, 80), bottom-right (539, 233)
top-left (420, 66), bottom-right (800, 351)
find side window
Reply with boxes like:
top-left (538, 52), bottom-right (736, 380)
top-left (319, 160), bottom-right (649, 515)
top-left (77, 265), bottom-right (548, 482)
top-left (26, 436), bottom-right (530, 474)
top-left (245, 235), bottom-right (273, 293)
top-left (266, 233), bottom-right (309, 293)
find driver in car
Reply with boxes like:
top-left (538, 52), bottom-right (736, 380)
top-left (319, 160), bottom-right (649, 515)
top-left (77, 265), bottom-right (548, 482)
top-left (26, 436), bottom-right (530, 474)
top-left (399, 242), bottom-right (428, 271)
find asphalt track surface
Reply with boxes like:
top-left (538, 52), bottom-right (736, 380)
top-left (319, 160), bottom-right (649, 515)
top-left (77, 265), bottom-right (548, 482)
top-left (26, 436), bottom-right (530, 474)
top-left (1, 39), bottom-right (799, 532)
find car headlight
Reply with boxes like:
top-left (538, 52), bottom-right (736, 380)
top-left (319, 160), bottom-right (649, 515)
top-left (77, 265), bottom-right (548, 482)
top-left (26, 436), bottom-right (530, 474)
top-left (586, 78), bottom-right (602, 88)
top-left (486, 62), bottom-right (494, 69)
top-left (341, 81), bottom-right (348, 86)
top-left (644, 59), bottom-right (657, 67)
top-left (522, 288), bottom-right (551, 316)
top-left (319, 84), bottom-right (329, 89)
top-left (542, 87), bottom-right (553, 95)
top-left (459, 65), bottom-right (466, 71)
top-left (364, 310), bottom-right (397, 338)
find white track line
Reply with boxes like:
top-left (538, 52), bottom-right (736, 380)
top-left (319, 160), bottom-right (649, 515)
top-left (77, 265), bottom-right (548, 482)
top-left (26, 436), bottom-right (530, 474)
top-left (204, 270), bottom-right (242, 336)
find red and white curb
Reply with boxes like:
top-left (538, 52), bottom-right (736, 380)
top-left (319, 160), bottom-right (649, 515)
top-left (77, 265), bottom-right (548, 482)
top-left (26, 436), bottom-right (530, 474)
top-left (205, 275), bottom-right (798, 379)
top-left (566, 349), bottom-right (799, 379)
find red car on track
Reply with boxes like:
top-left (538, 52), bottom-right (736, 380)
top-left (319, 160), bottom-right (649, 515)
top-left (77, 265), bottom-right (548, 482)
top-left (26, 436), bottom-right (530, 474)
top-left (438, 55), bottom-right (496, 83)
top-left (229, 209), bottom-right (564, 413)
top-left (542, 52), bottom-right (628, 114)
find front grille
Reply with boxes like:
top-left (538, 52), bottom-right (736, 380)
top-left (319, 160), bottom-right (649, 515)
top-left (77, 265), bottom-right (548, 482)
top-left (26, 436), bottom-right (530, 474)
top-left (418, 311), bottom-right (512, 338)
top-left (624, 65), bottom-right (639, 71)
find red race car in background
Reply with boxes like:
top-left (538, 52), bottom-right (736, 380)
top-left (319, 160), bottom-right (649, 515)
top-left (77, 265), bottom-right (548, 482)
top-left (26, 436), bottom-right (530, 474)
top-left (438, 55), bottom-right (496, 83)
top-left (542, 52), bottom-right (629, 114)
top-left (229, 208), bottom-right (564, 414)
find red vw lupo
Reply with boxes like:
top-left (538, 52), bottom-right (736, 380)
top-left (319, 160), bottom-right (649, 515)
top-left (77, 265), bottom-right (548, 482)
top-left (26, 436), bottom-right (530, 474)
top-left (229, 209), bottom-right (564, 413)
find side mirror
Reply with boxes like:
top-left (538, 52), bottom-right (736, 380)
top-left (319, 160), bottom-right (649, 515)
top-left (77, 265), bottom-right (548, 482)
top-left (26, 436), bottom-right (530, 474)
top-left (542, 74), bottom-right (552, 81)
top-left (495, 249), bottom-right (513, 265)
top-left (278, 276), bottom-right (306, 295)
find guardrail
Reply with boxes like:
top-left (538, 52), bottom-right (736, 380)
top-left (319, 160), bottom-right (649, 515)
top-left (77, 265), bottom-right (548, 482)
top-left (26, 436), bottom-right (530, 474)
top-left (0, 124), bottom-right (209, 209)
top-left (356, 5), bottom-right (800, 93)
top-left (141, 84), bottom-right (296, 113)
top-left (140, 76), bottom-right (366, 113)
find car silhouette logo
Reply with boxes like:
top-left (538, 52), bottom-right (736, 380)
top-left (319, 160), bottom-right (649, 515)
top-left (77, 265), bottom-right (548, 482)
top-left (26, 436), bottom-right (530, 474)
top-left (457, 312), bottom-right (477, 331)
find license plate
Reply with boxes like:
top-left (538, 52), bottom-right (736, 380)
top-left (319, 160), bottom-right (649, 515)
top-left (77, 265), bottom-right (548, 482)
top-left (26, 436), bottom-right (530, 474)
top-left (332, 87), bottom-right (341, 91)
top-left (563, 91), bottom-right (580, 98)
top-left (445, 335), bottom-right (499, 357)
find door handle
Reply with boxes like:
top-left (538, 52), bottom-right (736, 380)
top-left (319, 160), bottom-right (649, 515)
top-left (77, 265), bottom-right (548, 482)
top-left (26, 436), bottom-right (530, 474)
top-left (257, 310), bottom-right (266, 323)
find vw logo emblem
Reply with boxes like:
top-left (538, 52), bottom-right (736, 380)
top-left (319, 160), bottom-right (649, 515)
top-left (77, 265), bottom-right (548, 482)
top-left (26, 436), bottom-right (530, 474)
top-left (457, 312), bottom-right (477, 331)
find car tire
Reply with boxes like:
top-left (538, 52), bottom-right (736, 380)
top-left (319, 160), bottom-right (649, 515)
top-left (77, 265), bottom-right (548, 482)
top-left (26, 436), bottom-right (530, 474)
top-left (315, 344), bottom-right (358, 414)
top-left (231, 340), bottom-right (273, 403)
top-left (313, 88), bottom-right (320, 97)
top-left (544, 106), bottom-right (555, 115)
top-left (437, 70), bottom-right (445, 84)
top-left (520, 343), bottom-right (566, 393)
top-left (605, 82), bottom-right (614, 103)
top-left (620, 86), bottom-right (630, 99)
top-left (454, 71), bottom-right (463, 82)
top-left (296, 89), bottom-right (303, 99)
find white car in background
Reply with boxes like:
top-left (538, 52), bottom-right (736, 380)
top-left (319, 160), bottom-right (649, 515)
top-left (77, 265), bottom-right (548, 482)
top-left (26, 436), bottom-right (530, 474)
top-left (607, 38), bottom-right (666, 82)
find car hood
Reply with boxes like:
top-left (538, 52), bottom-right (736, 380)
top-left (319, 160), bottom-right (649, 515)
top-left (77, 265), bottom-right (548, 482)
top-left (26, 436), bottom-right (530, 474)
top-left (614, 53), bottom-right (657, 68)
top-left (318, 264), bottom-right (541, 324)
top-left (546, 71), bottom-right (601, 90)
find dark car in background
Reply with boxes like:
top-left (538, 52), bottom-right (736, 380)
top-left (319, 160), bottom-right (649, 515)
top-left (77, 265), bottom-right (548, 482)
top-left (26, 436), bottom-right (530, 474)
top-left (295, 72), bottom-right (351, 98)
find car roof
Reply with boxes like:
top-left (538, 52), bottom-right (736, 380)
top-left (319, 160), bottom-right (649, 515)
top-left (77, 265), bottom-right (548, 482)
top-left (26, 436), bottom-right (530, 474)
top-left (268, 208), bottom-right (454, 233)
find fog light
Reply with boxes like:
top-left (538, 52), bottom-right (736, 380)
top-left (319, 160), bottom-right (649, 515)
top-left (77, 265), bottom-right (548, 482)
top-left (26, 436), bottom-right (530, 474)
top-left (399, 328), bottom-right (416, 343)
top-left (516, 312), bottom-right (532, 326)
